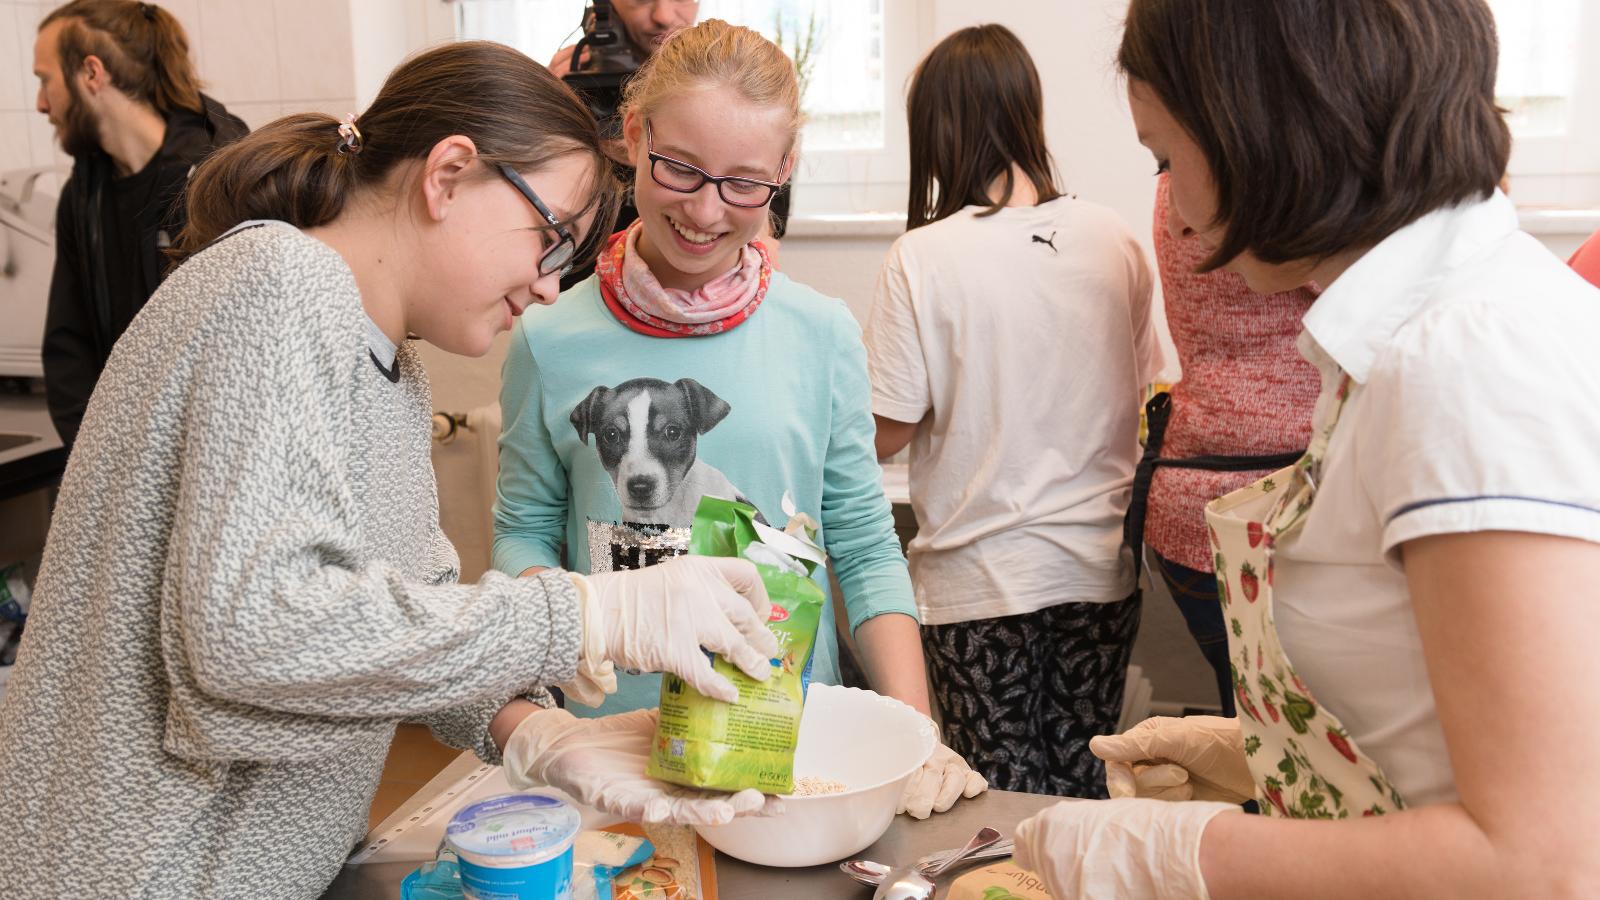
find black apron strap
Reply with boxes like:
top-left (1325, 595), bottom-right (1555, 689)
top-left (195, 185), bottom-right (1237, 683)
top-left (1125, 392), bottom-right (1173, 584)
top-left (1123, 391), bottom-right (1305, 583)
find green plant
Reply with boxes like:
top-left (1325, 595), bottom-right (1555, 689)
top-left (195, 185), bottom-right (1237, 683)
top-left (772, 7), bottom-right (823, 105)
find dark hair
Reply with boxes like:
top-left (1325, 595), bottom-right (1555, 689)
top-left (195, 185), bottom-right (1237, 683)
top-left (175, 41), bottom-right (619, 265)
top-left (42, 0), bottom-right (204, 118)
top-left (905, 24), bottom-right (1061, 230)
top-left (1118, 0), bottom-right (1510, 271)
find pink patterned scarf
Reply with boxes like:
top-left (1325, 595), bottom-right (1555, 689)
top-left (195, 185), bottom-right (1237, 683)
top-left (596, 221), bottom-right (770, 337)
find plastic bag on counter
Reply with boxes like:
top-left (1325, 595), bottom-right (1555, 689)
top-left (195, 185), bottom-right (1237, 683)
top-left (399, 852), bottom-right (463, 900)
top-left (0, 560), bottom-right (35, 668)
top-left (645, 495), bottom-right (826, 795)
top-left (575, 830), bottom-right (654, 900)
top-left (606, 823), bottom-right (713, 900)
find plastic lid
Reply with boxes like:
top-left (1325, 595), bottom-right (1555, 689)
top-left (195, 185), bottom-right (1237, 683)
top-left (445, 794), bottom-right (581, 865)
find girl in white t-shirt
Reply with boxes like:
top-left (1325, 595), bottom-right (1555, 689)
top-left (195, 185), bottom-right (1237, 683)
top-left (865, 24), bottom-right (1164, 799)
top-left (1013, 1), bottom-right (1600, 898)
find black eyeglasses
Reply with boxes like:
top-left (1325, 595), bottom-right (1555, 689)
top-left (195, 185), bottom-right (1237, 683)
top-left (497, 164), bottom-right (578, 277)
top-left (645, 120), bottom-right (785, 209)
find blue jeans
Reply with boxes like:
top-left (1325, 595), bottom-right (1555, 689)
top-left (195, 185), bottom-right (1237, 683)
top-left (1150, 550), bottom-right (1235, 717)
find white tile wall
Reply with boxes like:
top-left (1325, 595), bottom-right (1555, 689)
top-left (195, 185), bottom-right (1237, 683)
top-left (0, 5), bottom-right (30, 110)
top-left (224, 101), bottom-right (283, 131)
top-left (0, 111), bottom-right (32, 171)
top-left (0, 0), bottom-right (359, 180)
top-left (195, 0), bottom-right (281, 103)
top-left (21, 106), bottom-right (61, 168)
top-left (11, 5), bottom-right (47, 91)
top-left (273, 0), bottom-right (355, 102)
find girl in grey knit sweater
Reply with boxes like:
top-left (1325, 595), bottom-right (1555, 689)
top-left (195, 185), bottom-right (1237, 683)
top-left (0, 40), bottom-right (779, 899)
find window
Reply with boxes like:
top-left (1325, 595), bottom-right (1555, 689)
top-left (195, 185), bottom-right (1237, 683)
top-left (702, 0), bottom-right (885, 151)
top-left (1487, 0), bottom-right (1600, 208)
top-left (453, 0), bottom-right (927, 215)
top-left (456, 0), bottom-right (586, 67)
top-left (1490, 0), bottom-right (1580, 136)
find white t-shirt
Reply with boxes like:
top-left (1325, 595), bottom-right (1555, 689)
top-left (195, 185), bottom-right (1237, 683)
top-left (864, 197), bottom-right (1163, 625)
top-left (1277, 191), bottom-right (1600, 807)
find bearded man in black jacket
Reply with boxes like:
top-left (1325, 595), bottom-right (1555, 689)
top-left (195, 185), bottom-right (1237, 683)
top-left (32, 1), bottom-right (247, 451)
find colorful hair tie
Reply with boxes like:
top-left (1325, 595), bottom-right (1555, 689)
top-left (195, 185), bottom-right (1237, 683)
top-left (337, 113), bottom-right (363, 156)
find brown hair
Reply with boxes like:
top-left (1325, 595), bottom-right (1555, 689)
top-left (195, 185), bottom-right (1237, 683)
top-left (906, 25), bottom-right (1061, 230)
top-left (43, 0), bottom-right (203, 117)
top-left (1118, 0), bottom-right (1510, 271)
top-left (622, 19), bottom-right (805, 152)
top-left (175, 41), bottom-right (618, 265)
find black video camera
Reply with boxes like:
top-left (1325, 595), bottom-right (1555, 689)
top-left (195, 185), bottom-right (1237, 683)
top-left (562, 0), bottom-right (645, 140)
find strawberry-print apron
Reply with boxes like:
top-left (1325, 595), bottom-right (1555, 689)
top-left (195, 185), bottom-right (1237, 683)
top-left (1203, 374), bottom-right (1406, 818)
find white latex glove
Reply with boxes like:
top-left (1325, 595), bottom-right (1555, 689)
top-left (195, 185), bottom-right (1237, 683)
top-left (898, 742), bottom-right (988, 819)
top-left (586, 556), bottom-right (781, 703)
top-left (1090, 716), bottom-right (1254, 804)
top-left (503, 707), bottom-right (785, 826)
top-left (1014, 798), bottom-right (1239, 899)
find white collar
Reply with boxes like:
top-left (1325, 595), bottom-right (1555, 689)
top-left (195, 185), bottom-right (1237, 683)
top-left (1301, 190), bottom-right (1518, 383)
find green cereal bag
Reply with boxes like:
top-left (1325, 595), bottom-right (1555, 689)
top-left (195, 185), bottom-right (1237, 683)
top-left (646, 495), bottom-right (826, 794)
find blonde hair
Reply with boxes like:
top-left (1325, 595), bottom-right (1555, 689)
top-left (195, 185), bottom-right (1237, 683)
top-left (622, 19), bottom-right (804, 150)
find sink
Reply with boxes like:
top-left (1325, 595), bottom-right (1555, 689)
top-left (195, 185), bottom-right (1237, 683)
top-left (0, 432), bottom-right (40, 452)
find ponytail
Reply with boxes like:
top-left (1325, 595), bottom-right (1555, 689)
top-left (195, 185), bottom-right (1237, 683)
top-left (43, 1), bottom-right (204, 117)
top-left (179, 114), bottom-right (361, 256)
top-left (143, 4), bottom-right (204, 116)
top-left (175, 41), bottom-right (619, 266)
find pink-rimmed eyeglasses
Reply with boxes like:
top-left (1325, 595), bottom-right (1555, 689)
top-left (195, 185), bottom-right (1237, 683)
top-left (645, 120), bottom-right (786, 209)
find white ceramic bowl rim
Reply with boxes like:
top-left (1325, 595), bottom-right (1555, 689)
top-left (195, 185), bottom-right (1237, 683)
top-left (781, 683), bottom-right (937, 799)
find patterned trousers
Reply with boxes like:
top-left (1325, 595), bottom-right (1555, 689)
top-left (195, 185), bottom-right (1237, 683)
top-left (922, 593), bottom-right (1141, 799)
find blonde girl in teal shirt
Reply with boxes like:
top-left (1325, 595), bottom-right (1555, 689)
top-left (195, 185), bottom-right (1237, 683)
top-left (493, 19), bottom-right (987, 819)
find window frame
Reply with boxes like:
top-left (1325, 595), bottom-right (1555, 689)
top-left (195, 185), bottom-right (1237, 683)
top-left (431, 0), bottom-right (929, 216)
top-left (778, 0), bottom-right (930, 216)
top-left (1497, 1), bottom-right (1600, 207)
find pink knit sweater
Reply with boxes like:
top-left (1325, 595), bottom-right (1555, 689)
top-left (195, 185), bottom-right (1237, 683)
top-left (1143, 177), bottom-right (1321, 572)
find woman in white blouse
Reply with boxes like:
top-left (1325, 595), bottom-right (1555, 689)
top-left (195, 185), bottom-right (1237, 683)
top-left (1011, 1), bottom-right (1600, 897)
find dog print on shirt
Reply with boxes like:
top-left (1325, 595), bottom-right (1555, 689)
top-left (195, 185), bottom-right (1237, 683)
top-left (572, 377), bottom-right (758, 573)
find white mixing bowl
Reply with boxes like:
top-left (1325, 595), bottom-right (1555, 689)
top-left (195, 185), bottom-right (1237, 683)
top-left (694, 682), bottom-right (937, 868)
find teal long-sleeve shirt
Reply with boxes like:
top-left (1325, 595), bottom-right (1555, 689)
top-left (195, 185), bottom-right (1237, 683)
top-left (493, 272), bottom-right (917, 716)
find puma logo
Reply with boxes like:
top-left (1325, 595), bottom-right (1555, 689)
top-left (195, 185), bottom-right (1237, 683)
top-left (1031, 231), bottom-right (1058, 253)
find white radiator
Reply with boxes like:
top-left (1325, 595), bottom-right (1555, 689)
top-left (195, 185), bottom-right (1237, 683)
top-left (430, 404), bottom-right (502, 583)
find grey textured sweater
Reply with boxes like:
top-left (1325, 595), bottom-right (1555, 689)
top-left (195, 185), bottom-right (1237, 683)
top-left (0, 222), bottom-right (581, 898)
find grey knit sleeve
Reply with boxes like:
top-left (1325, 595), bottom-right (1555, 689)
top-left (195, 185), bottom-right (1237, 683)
top-left (415, 688), bottom-right (559, 767)
top-left (412, 574), bottom-right (570, 766)
top-left (424, 520), bottom-right (463, 586)
top-left (160, 265), bottom-right (581, 760)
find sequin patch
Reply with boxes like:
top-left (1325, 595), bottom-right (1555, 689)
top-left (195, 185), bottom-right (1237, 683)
top-left (587, 519), bottom-right (691, 574)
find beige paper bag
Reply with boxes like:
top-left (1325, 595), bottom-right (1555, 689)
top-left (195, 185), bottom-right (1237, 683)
top-left (946, 860), bottom-right (1054, 900)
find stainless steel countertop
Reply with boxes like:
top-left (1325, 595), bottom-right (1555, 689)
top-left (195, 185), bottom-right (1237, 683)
top-left (0, 390), bottom-right (65, 500)
top-left (322, 756), bottom-right (1066, 899)
top-left (0, 392), bottom-right (60, 465)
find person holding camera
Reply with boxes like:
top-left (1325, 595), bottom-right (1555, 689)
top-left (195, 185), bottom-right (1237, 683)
top-left (548, 0), bottom-right (699, 77)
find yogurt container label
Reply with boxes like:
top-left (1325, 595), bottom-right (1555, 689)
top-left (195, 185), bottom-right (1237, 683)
top-left (446, 793), bottom-right (581, 900)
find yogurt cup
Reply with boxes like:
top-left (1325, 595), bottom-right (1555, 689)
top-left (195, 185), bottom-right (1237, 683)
top-left (445, 793), bottom-right (582, 900)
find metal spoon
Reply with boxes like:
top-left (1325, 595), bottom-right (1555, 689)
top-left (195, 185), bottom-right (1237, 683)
top-left (870, 827), bottom-right (1003, 899)
top-left (840, 840), bottom-right (1015, 887)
